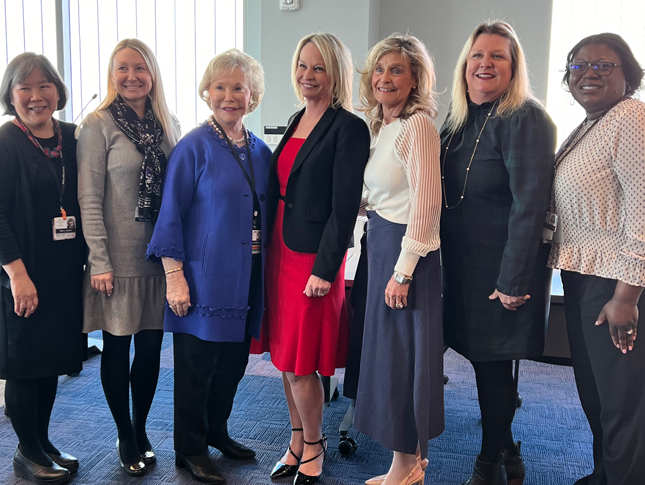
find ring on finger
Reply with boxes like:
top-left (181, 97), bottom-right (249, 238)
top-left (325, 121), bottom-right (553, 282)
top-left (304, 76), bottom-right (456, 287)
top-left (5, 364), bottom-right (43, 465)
top-left (627, 329), bottom-right (634, 335)
top-left (395, 302), bottom-right (404, 309)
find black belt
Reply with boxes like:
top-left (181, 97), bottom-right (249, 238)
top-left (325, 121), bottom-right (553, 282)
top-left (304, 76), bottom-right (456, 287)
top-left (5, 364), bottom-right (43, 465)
top-left (278, 194), bottom-right (285, 201)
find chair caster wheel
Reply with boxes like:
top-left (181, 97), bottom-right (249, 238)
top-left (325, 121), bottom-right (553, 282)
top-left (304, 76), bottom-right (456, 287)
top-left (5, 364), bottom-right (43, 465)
top-left (443, 374), bottom-right (449, 385)
top-left (332, 387), bottom-right (339, 401)
top-left (338, 436), bottom-right (357, 456)
top-left (516, 395), bottom-right (523, 408)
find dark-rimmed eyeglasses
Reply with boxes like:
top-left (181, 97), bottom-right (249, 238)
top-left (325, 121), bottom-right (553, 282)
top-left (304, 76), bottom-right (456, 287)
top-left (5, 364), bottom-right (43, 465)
top-left (568, 62), bottom-right (622, 77)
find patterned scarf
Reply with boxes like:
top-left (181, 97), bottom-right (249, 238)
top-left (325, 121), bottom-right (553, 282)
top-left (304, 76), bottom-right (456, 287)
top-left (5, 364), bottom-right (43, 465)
top-left (107, 95), bottom-right (167, 222)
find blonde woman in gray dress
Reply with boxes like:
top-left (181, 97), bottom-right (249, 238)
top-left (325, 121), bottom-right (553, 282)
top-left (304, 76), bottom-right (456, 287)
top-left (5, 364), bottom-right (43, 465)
top-left (77, 38), bottom-right (180, 477)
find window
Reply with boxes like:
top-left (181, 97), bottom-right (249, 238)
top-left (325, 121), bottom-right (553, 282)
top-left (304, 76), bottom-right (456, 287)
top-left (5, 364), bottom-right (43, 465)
top-left (0, 0), bottom-right (58, 125)
top-left (546, 0), bottom-right (645, 144)
top-left (1, 0), bottom-right (244, 133)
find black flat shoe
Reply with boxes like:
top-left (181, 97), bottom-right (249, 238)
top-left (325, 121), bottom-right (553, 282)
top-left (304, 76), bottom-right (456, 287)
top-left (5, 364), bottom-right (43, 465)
top-left (208, 434), bottom-right (255, 460)
top-left (141, 448), bottom-right (156, 465)
top-left (13, 447), bottom-right (70, 485)
top-left (271, 427), bottom-right (303, 480)
top-left (47, 451), bottom-right (79, 473)
top-left (137, 434), bottom-right (157, 464)
top-left (176, 452), bottom-right (225, 484)
top-left (116, 439), bottom-right (146, 476)
top-left (293, 435), bottom-right (327, 485)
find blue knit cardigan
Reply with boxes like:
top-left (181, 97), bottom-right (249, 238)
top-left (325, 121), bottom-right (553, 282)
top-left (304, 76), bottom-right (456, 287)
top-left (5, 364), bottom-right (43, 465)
top-left (146, 123), bottom-right (272, 342)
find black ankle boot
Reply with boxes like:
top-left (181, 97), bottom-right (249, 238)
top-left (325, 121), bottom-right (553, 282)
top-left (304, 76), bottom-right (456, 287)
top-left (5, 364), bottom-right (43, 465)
top-left (462, 455), bottom-right (507, 485)
top-left (503, 441), bottom-right (525, 485)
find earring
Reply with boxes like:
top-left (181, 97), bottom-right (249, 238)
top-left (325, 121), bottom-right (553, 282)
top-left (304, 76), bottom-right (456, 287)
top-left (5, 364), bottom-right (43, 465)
top-left (626, 82), bottom-right (632, 92)
top-left (569, 94), bottom-right (575, 106)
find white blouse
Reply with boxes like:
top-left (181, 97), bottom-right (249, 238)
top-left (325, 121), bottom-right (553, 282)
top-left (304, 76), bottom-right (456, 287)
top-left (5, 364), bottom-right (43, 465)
top-left (548, 98), bottom-right (645, 287)
top-left (363, 111), bottom-right (441, 276)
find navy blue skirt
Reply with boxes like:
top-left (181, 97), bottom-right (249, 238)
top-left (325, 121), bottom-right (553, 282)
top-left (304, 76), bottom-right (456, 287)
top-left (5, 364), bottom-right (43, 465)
top-left (354, 211), bottom-right (444, 458)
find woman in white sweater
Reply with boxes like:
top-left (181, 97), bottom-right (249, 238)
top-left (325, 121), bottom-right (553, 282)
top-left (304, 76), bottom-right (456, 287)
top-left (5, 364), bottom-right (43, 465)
top-left (354, 34), bottom-right (443, 485)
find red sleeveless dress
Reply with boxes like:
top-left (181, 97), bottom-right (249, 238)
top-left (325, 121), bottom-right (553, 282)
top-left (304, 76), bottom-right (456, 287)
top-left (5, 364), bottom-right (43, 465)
top-left (250, 137), bottom-right (349, 376)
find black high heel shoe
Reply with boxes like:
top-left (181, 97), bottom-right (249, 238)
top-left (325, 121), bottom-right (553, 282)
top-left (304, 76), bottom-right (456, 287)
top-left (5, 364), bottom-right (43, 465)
top-left (271, 428), bottom-right (303, 479)
top-left (293, 434), bottom-right (327, 485)
top-left (116, 439), bottom-right (146, 477)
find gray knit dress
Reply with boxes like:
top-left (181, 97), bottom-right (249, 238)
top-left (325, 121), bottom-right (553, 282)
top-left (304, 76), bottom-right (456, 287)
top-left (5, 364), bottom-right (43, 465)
top-left (77, 111), bottom-right (175, 336)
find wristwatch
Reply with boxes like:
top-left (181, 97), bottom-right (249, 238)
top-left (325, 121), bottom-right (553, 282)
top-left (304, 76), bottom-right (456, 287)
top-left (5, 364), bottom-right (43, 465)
top-left (393, 271), bottom-right (413, 285)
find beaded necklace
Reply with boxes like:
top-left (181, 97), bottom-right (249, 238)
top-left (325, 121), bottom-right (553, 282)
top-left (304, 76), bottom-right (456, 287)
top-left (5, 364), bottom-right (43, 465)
top-left (207, 115), bottom-right (246, 146)
top-left (441, 100), bottom-right (498, 209)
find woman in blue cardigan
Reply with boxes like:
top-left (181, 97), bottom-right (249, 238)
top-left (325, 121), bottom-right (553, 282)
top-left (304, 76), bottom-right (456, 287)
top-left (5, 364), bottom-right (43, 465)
top-left (146, 49), bottom-right (271, 484)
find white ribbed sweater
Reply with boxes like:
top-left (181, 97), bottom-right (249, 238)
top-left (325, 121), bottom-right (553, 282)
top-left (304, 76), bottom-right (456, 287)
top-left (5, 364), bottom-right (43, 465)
top-left (363, 111), bottom-right (441, 275)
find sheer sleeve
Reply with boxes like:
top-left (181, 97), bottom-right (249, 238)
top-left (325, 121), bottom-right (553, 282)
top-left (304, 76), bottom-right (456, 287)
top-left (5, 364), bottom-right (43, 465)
top-left (393, 112), bottom-right (441, 275)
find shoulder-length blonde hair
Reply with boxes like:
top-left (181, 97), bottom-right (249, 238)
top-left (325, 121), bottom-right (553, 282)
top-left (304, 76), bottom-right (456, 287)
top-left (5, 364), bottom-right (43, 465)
top-left (445, 20), bottom-right (538, 134)
top-left (198, 48), bottom-right (265, 114)
top-left (291, 33), bottom-right (353, 111)
top-left (77, 38), bottom-right (180, 146)
top-left (358, 34), bottom-right (438, 133)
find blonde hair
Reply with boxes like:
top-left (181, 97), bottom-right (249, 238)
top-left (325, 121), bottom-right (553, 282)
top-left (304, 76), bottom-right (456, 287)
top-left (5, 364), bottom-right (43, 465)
top-left (77, 38), bottom-right (180, 146)
top-left (358, 33), bottom-right (438, 133)
top-left (198, 48), bottom-right (265, 115)
top-left (291, 33), bottom-right (353, 111)
top-left (445, 20), bottom-right (538, 134)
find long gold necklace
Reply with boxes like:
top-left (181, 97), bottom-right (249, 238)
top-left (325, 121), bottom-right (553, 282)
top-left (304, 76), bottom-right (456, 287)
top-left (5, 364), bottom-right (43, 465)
top-left (208, 115), bottom-right (246, 146)
top-left (441, 100), bottom-right (498, 209)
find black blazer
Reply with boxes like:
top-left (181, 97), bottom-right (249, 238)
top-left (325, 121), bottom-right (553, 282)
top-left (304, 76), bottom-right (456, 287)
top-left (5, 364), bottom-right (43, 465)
top-left (267, 106), bottom-right (370, 283)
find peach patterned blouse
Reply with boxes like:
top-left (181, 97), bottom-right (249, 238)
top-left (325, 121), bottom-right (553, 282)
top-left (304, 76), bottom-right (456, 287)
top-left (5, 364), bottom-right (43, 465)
top-left (548, 98), bottom-right (645, 287)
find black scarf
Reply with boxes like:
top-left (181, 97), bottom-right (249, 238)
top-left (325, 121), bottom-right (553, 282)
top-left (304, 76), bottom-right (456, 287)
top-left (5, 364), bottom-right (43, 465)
top-left (107, 95), bottom-right (167, 222)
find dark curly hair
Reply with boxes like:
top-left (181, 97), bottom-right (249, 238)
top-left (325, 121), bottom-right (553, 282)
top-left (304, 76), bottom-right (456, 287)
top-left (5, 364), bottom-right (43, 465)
top-left (562, 33), bottom-right (644, 96)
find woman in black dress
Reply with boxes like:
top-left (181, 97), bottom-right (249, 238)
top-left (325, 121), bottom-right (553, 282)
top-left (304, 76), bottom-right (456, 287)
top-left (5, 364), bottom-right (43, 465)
top-left (0, 53), bottom-right (85, 485)
top-left (440, 21), bottom-right (555, 485)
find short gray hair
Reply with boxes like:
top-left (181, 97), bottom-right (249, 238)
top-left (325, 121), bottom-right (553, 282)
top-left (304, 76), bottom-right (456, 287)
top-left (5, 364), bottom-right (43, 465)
top-left (198, 49), bottom-right (265, 114)
top-left (0, 52), bottom-right (68, 116)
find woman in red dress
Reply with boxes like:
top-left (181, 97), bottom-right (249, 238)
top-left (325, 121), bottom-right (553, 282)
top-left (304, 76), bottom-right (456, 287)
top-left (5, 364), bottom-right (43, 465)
top-left (252, 33), bottom-right (370, 484)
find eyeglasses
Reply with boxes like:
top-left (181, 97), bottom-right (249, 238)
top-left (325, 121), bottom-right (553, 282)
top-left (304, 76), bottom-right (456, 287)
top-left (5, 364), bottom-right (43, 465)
top-left (568, 62), bottom-right (622, 77)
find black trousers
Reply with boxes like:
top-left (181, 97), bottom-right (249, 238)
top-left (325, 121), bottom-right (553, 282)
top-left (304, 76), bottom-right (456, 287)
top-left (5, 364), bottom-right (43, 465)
top-left (173, 331), bottom-right (252, 455)
top-left (173, 254), bottom-right (260, 456)
top-left (562, 271), bottom-right (645, 485)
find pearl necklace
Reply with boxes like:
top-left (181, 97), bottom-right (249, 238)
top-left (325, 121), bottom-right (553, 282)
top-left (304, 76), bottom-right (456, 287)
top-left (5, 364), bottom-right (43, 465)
top-left (441, 100), bottom-right (498, 209)
top-left (208, 115), bottom-right (247, 146)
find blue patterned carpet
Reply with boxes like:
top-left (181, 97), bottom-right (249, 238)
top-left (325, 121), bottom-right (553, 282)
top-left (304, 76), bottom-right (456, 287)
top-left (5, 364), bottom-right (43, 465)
top-left (0, 335), bottom-right (592, 484)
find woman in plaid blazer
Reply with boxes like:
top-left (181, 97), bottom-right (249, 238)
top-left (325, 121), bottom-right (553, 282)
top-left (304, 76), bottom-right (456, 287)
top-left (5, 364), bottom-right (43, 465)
top-left (440, 21), bottom-right (556, 485)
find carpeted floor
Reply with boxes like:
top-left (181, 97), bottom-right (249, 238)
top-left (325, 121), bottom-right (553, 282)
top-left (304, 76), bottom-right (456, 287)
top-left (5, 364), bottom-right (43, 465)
top-left (0, 334), bottom-right (593, 484)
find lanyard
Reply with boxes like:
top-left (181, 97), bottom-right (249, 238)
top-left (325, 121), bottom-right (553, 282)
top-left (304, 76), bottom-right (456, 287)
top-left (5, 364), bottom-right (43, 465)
top-left (550, 114), bottom-right (605, 214)
top-left (210, 117), bottom-right (256, 196)
top-left (45, 156), bottom-right (67, 219)
top-left (555, 114), bottom-right (606, 167)
top-left (15, 117), bottom-right (67, 218)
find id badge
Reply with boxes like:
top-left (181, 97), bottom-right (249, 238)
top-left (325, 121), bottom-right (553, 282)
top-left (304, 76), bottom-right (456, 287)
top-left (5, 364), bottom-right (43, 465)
top-left (542, 212), bottom-right (559, 243)
top-left (52, 215), bottom-right (77, 241)
top-left (252, 229), bottom-right (262, 255)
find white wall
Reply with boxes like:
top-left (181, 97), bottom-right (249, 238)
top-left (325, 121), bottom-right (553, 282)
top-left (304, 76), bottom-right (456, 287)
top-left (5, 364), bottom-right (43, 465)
top-left (378, 0), bottom-right (554, 126)
top-left (244, 0), bottom-right (379, 135)
top-left (246, 0), bottom-right (554, 133)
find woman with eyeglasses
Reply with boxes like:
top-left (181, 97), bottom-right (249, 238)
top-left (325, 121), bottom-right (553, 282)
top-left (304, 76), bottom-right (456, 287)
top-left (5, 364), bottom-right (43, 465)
top-left (548, 33), bottom-right (645, 485)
